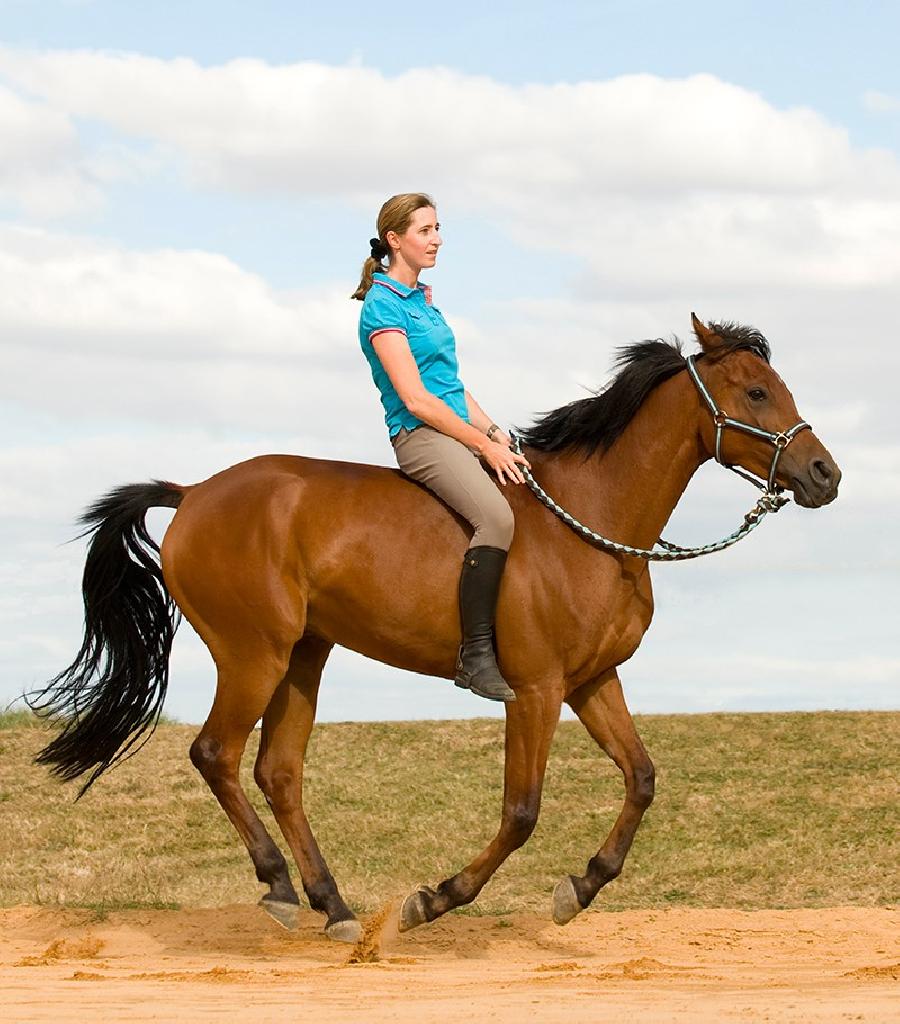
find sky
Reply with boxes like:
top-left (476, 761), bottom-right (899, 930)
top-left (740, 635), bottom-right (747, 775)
top-left (1, 0), bottom-right (897, 726)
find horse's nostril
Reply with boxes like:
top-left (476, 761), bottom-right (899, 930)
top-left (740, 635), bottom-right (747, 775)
top-left (811, 459), bottom-right (833, 485)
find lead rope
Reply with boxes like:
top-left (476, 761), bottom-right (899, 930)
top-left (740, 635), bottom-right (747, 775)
top-left (507, 431), bottom-right (789, 562)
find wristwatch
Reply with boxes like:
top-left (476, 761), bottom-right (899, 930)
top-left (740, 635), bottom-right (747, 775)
top-left (486, 423), bottom-right (501, 441)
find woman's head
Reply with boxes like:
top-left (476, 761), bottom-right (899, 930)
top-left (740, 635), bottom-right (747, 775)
top-left (351, 192), bottom-right (439, 300)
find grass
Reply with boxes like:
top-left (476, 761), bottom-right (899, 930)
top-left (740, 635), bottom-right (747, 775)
top-left (0, 710), bottom-right (896, 915)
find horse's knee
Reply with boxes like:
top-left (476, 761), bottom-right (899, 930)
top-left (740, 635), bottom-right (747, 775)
top-left (505, 801), bottom-right (539, 848)
top-left (631, 758), bottom-right (655, 810)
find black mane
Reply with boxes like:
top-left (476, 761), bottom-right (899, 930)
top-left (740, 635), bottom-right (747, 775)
top-left (518, 322), bottom-right (771, 455)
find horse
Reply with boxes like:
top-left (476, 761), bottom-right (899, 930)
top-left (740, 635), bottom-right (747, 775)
top-left (28, 315), bottom-right (840, 943)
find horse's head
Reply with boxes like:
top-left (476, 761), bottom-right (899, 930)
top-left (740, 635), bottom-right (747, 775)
top-left (690, 314), bottom-right (840, 508)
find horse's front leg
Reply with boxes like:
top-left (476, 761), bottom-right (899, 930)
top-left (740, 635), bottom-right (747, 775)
top-left (400, 684), bottom-right (562, 931)
top-left (553, 669), bottom-right (655, 925)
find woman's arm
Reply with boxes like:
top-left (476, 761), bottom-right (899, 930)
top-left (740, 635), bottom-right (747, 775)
top-left (464, 390), bottom-right (511, 446)
top-left (372, 332), bottom-right (529, 483)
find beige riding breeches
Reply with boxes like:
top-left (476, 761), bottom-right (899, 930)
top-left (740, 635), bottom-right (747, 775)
top-left (391, 426), bottom-right (515, 551)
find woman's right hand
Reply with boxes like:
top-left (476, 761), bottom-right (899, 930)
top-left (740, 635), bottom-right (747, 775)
top-left (481, 440), bottom-right (531, 485)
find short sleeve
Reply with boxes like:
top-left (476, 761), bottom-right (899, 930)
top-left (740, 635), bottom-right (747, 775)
top-left (360, 288), bottom-right (408, 343)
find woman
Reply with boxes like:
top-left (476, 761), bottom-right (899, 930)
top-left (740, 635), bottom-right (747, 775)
top-left (352, 193), bottom-right (530, 703)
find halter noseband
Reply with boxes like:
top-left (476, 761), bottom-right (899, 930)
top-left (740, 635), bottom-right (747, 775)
top-left (685, 355), bottom-right (811, 495)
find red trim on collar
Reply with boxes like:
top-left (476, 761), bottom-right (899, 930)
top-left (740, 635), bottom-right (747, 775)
top-left (373, 278), bottom-right (410, 298)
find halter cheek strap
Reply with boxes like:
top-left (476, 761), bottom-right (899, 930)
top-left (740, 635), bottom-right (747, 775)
top-left (685, 355), bottom-right (811, 494)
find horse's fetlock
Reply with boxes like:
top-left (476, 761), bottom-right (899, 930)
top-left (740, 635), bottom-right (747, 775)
top-left (438, 875), bottom-right (474, 909)
top-left (302, 865), bottom-right (346, 917)
top-left (588, 852), bottom-right (622, 886)
top-left (303, 878), bottom-right (336, 914)
top-left (254, 844), bottom-right (290, 886)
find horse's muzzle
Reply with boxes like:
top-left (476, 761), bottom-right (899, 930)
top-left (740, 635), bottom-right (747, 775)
top-left (790, 456), bottom-right (841, 508)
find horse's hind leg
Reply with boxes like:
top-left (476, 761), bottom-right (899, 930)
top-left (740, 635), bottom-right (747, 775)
top-left (253, 635), bottom-right (362, 943)
top-left (189, 637), bottom-right (301, 924)
top-left (399, 684), bottom-right (562, 931)
top-left (552, 669), bottom-right (655, 925)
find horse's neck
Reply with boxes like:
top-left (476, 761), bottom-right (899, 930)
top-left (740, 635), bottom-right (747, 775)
top-left (529, 373), bottom-right (705, 551)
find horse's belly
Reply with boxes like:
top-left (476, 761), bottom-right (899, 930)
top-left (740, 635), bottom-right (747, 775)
top-left (305, 577), bottom-right (460, 680)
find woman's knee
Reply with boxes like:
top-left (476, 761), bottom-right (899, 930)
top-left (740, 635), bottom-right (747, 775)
top-left (476, 498), bottom-right (515, 550)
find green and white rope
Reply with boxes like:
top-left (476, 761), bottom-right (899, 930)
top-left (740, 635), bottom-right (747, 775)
top-left (508, 431), bottom-right (788, 562)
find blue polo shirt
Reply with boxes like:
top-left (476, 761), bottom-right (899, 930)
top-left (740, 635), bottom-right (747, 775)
top-left (359, 272), bottom-right (470, 439)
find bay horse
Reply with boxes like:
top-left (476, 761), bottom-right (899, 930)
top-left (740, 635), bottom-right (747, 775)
top-left (29, 316), bottom-right (840, 943)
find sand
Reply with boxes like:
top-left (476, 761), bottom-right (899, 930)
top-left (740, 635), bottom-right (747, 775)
top-left (1, 904), bottom-right (897, 1022)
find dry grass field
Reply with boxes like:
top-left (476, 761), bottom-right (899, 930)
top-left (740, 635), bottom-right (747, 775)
top-left (1, 709), bottom-right (896, 916)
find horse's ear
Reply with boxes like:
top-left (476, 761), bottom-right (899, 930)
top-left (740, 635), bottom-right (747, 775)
top-left (691, 312), bottom-right (720, 352)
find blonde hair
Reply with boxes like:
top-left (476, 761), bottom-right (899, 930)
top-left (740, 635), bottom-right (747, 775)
top-left (351, 192), bottom-right (436, 300)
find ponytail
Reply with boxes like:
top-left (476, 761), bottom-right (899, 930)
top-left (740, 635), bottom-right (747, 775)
top-left (351, 255), bottom-right (384, 301)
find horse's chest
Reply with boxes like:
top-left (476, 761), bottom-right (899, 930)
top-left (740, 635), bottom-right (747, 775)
top-left (564, 569), bottom-right (654, 681)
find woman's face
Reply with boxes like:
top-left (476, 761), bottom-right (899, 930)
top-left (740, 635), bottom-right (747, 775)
top-left (388, 206), bottom-right (442, 272)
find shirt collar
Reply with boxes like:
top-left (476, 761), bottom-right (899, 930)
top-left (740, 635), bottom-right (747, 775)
top-left (373, 272), bottom-right (431, 303)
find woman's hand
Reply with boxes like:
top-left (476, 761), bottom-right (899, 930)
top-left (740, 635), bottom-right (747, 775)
top-left (481, 439), bottom-right (531, 485)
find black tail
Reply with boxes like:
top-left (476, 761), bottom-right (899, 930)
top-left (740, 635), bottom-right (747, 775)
top-left (27, 481), bottom-right (184, 796)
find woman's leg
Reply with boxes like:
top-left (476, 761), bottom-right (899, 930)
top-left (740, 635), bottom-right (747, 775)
top-left (392, 426), bottom-right (515, 702)
top-left (392, 426), bottom-right (514, 549)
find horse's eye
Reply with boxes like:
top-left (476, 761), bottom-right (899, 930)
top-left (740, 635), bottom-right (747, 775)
top-left (748, 387), bottom-right (767, 402)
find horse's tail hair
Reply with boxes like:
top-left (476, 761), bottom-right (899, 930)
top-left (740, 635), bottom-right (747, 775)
top-left (27, 481), bottom-right (185, 797)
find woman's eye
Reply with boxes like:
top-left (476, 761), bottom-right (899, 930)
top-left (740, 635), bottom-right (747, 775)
top-left (748, 388), bottom-right (767, 402)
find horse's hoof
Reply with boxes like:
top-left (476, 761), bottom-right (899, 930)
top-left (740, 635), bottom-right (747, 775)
top-left (325, 917), bottom-right (363, 944)
top-left (552, 876), bottom-right (581, 926)
top-left (398, 889), bottom-right (428, 933)
top-left (259, 897), bottom-right (299, 931)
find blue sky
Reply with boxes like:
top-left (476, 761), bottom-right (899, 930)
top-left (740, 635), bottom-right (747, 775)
top-left (0, 0), bottom-right (897, 724)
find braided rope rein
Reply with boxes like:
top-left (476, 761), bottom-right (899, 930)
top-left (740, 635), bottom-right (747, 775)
top-left (508, 430), bottom-right (789, 562)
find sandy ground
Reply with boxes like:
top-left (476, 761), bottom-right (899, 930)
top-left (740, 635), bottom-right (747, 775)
top-left (1, 903), bottom-right (897, 1023)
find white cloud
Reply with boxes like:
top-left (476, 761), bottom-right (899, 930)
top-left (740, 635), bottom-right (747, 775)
top-left (3, 49), bottom-right (900, 294)
top-left (0, 225), bottom-right (378, 432)
top-left (0, 81), bottom-right (98, 216)
top-left (0, 50), bottom-right (883, 195)
top-left (0, 224), bottom-right (348, 356)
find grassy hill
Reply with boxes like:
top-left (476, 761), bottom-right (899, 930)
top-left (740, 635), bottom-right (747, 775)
top-left (0, 711), bottom-right (896, 915)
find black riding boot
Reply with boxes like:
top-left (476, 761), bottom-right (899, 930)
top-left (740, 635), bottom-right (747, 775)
top-left (454, 546), bottom-right (516, 703)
